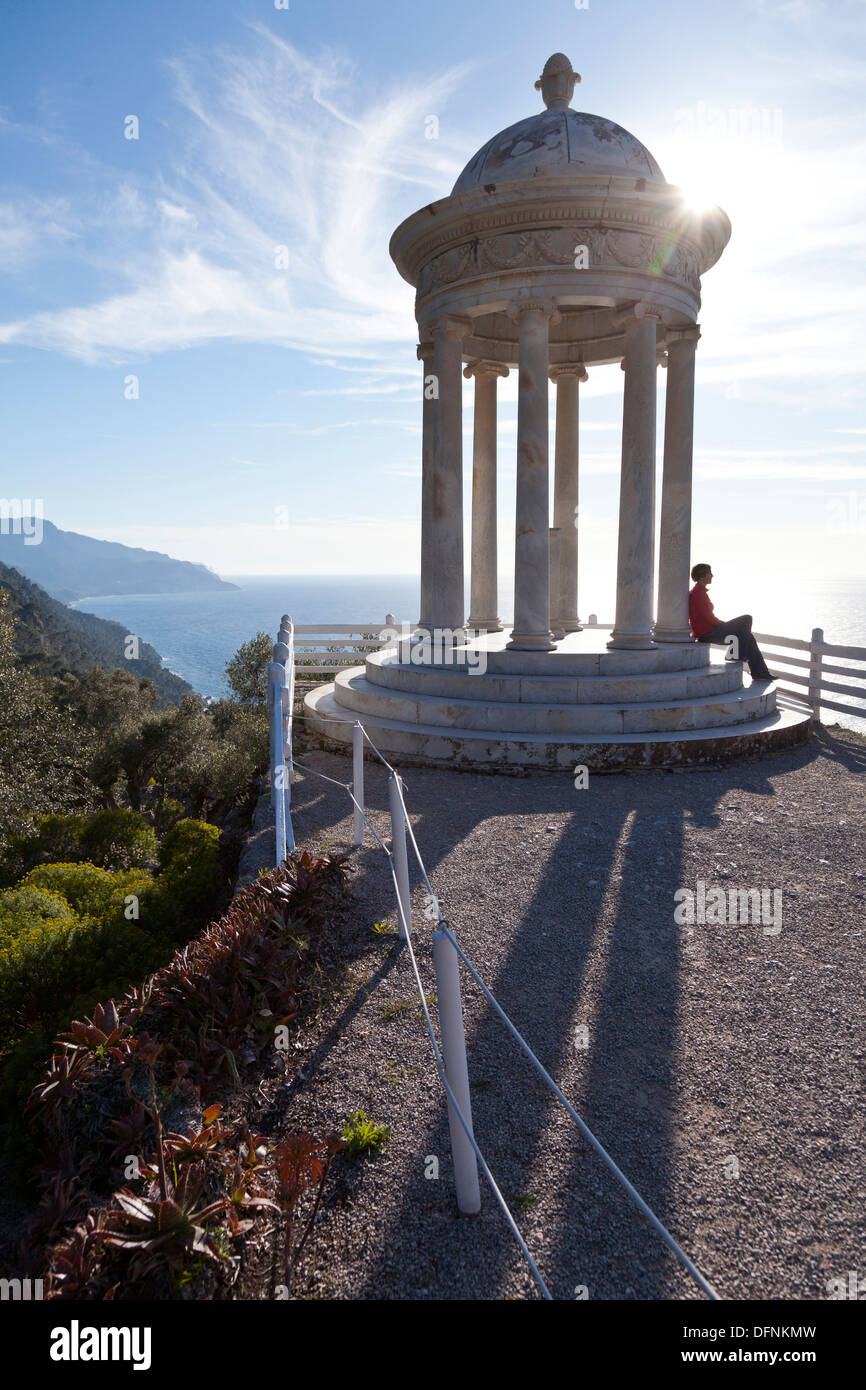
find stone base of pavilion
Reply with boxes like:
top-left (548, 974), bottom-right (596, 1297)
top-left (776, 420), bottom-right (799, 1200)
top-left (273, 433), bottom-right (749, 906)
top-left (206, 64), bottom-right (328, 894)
top-left (304, 630), bottom-right (812, 772)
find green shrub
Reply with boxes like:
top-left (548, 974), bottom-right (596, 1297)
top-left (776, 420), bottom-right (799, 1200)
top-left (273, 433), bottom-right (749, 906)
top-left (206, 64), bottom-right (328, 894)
top-left (1, 809), bottom-right (157, 885)
top-left (0, 862), bottom-right (157, 1042)
top-left (23, 862), bottom-right (152, 922)
top-left (0, 822), bottom-right (227, 1176)
top-left (0, 886), bottom-right (78, 942)
top-left (0, 911), bottom-right (157, 1044)
top-left (155, 819), bottom-right (224, 934)
top-left (1, 814), bottom-right (85, 884)
top-left (158, 817), bottom-right (221, 874)
top-left (78, 809), bottom-right (158, 871)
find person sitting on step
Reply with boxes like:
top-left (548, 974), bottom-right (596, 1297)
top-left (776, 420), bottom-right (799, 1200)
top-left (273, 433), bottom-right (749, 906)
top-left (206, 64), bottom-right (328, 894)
top-left (688, 563), bottom-right (772, 681)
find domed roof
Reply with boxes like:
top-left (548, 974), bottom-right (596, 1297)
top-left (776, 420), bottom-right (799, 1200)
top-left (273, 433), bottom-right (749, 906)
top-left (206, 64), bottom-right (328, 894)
top-left (452, 53), bottom-right (665, 194)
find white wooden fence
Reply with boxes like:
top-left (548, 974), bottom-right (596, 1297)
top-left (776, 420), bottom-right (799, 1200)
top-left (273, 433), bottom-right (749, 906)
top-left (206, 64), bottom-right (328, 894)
top-left (753, 628), bottom-right (866, 720)
top-left (291, 615), bottom-right (398, 679)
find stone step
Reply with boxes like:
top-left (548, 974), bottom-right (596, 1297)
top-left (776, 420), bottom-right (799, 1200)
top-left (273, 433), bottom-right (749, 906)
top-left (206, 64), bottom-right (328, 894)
top-left (303, 685), bottom-right (810, 771)
top-left (383, 634), bottom-right (710, 677)
top-left (331, 668), bottom-right (776, 735)
top-left (365, 647), bottom-right (743, 704)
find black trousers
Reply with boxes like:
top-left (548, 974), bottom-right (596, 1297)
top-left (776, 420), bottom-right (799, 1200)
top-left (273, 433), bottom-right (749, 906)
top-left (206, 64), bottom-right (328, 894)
top-left (698, 614), bottom-right (772, 680)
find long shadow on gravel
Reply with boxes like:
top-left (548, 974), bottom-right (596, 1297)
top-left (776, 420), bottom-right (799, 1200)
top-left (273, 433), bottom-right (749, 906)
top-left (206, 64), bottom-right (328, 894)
top-left (347, 777), bottom-right (627, 1300)
top-left (811, 723), bottom-right (866, 772)
top-left (543, 798), bottom-right (687, 1300)
top-left (286, 734), bottom-right (834, 1300)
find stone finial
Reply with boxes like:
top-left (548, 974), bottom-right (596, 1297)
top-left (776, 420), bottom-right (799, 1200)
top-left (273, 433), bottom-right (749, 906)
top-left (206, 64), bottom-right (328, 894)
top-left (534, 53), bottom-right (581, 110)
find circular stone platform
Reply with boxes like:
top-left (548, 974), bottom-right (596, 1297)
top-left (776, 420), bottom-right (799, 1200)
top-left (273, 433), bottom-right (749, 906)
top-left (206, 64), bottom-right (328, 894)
top-left (304, 630), bottom-right (813, 771)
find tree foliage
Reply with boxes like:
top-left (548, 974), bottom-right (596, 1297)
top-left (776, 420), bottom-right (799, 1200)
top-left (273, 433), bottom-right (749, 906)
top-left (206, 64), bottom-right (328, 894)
top-left (224, 631), bottom-right (273, 704)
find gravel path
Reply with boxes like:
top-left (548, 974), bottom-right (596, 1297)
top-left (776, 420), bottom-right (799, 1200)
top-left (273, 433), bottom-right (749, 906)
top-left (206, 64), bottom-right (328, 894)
top-left (263, 724), bottom-right (865, 1301)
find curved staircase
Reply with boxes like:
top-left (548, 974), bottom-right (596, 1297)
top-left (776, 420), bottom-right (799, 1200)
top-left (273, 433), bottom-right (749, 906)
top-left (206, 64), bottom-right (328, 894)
top-left (304, 630), bottom-right (812, 771)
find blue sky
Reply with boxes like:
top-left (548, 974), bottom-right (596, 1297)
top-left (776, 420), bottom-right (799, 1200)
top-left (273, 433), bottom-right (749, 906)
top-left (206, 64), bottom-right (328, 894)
top-left (1, 0), bottom-right (865, 618)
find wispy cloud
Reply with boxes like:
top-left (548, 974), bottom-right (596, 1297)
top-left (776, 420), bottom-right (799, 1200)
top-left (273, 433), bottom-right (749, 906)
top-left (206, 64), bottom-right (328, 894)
top-left (0, 27), bottom-right (470, 365)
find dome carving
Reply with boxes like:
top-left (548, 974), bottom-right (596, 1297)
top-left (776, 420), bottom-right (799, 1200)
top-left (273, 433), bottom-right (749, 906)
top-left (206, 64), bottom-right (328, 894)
top-left (452, 57), bottom-right (664, 193)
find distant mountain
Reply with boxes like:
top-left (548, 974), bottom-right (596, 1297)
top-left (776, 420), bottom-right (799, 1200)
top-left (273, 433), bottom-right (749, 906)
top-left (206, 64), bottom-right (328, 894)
top-left (0, 561), bottom-right (192, 706)
top-left (0, 520), bottom-right (238, 602)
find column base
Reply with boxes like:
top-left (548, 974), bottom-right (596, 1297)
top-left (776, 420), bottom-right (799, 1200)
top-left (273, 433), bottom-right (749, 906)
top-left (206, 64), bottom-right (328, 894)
top-left (652, 627), bottom-right (695, 644)
top-left (606, 632), bottom-right (658, 651)
top-left (557, 617), bottom-right (583, 635)
top-left (466, 617), bottom-right (503, 633)
top-left (507, 629), bottom-right (557, 651)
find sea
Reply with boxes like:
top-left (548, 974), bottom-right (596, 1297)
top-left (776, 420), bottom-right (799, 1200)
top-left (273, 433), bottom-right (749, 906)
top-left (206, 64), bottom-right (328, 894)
top-left (72, 573), bottom-right (866, 731)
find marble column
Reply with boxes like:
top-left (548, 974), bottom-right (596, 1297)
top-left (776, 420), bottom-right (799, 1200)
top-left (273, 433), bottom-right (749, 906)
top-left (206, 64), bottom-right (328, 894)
top-left (417, 338), bottom-right (435, 633)
top-left (608, 306), bottom-right (661, 650)
top-left (465, 359), bottom-right (508, 632)
top-left (507, 301), bottom-right (558, 651)
top-left (428, 316), bottom-right (471, 635)
top-left (550, 364), bottom-right (587, 635)
top-left (654, 326), bottom-right (701, 643)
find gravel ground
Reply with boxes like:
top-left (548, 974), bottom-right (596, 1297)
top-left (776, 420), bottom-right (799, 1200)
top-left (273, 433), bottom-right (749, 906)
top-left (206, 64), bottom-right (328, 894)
top-left (257, 723), bottom-right (865, 1301)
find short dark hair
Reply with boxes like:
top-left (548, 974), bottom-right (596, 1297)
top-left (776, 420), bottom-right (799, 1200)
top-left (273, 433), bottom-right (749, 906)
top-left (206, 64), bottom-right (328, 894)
top-left (691, 562), bottom-right (711, 581)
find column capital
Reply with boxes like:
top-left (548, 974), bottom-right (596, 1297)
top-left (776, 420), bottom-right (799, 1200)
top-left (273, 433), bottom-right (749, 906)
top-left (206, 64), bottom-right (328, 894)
top-left (665, 323), bottom-right (702, 347)
top-left (506, 297), bottom-right (562, 325)
top-left (428, 314), bottom-right (473, 342)
top-left (463, 358), bottom-right (510, 380)
top-left (634, 299), bottom-right (668, 324)
top-left (549, 363), bottom-right (588, 383)
top-left (417, 339), bottom-right (434, 362)
top-left (612, 299), bottom-right (671, 332)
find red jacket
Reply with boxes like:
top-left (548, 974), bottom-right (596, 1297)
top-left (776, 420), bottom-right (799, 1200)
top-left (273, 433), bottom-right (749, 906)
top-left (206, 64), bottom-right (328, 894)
top-left (689, 585), bottom-right (717, 638)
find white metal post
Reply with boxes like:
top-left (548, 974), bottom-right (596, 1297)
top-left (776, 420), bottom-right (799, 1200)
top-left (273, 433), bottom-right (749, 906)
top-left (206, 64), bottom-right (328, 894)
top-left (432, 926), bottom-right (482, 1215)
top-left (388, 773), bottom-right (411, 939)
top-left (352, 722), bottom-right (365, 847)
top-left (268, 661), bottom-right (288, 865)
top-left (271, 641), bottom-right (289, 811)
top-left (808, 627), bottom-right (824, 718)
top-left (280, 620), bottom-right (295, 852)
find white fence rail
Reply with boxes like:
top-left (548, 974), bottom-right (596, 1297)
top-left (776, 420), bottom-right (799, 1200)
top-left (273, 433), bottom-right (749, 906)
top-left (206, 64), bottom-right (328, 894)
top-left (754, 627), bottom-right (866, 720)
top-left (291, 615), bottom-right (398, 678)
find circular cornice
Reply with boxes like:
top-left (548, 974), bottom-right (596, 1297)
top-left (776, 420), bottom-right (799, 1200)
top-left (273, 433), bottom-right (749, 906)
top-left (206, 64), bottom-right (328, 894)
top-left (390, 175), bottom-right (730, 313)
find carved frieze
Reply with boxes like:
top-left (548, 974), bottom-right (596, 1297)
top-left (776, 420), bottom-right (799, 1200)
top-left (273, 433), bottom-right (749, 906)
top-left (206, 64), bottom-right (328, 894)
top-left (416, 222), bottom-right (702, 300)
